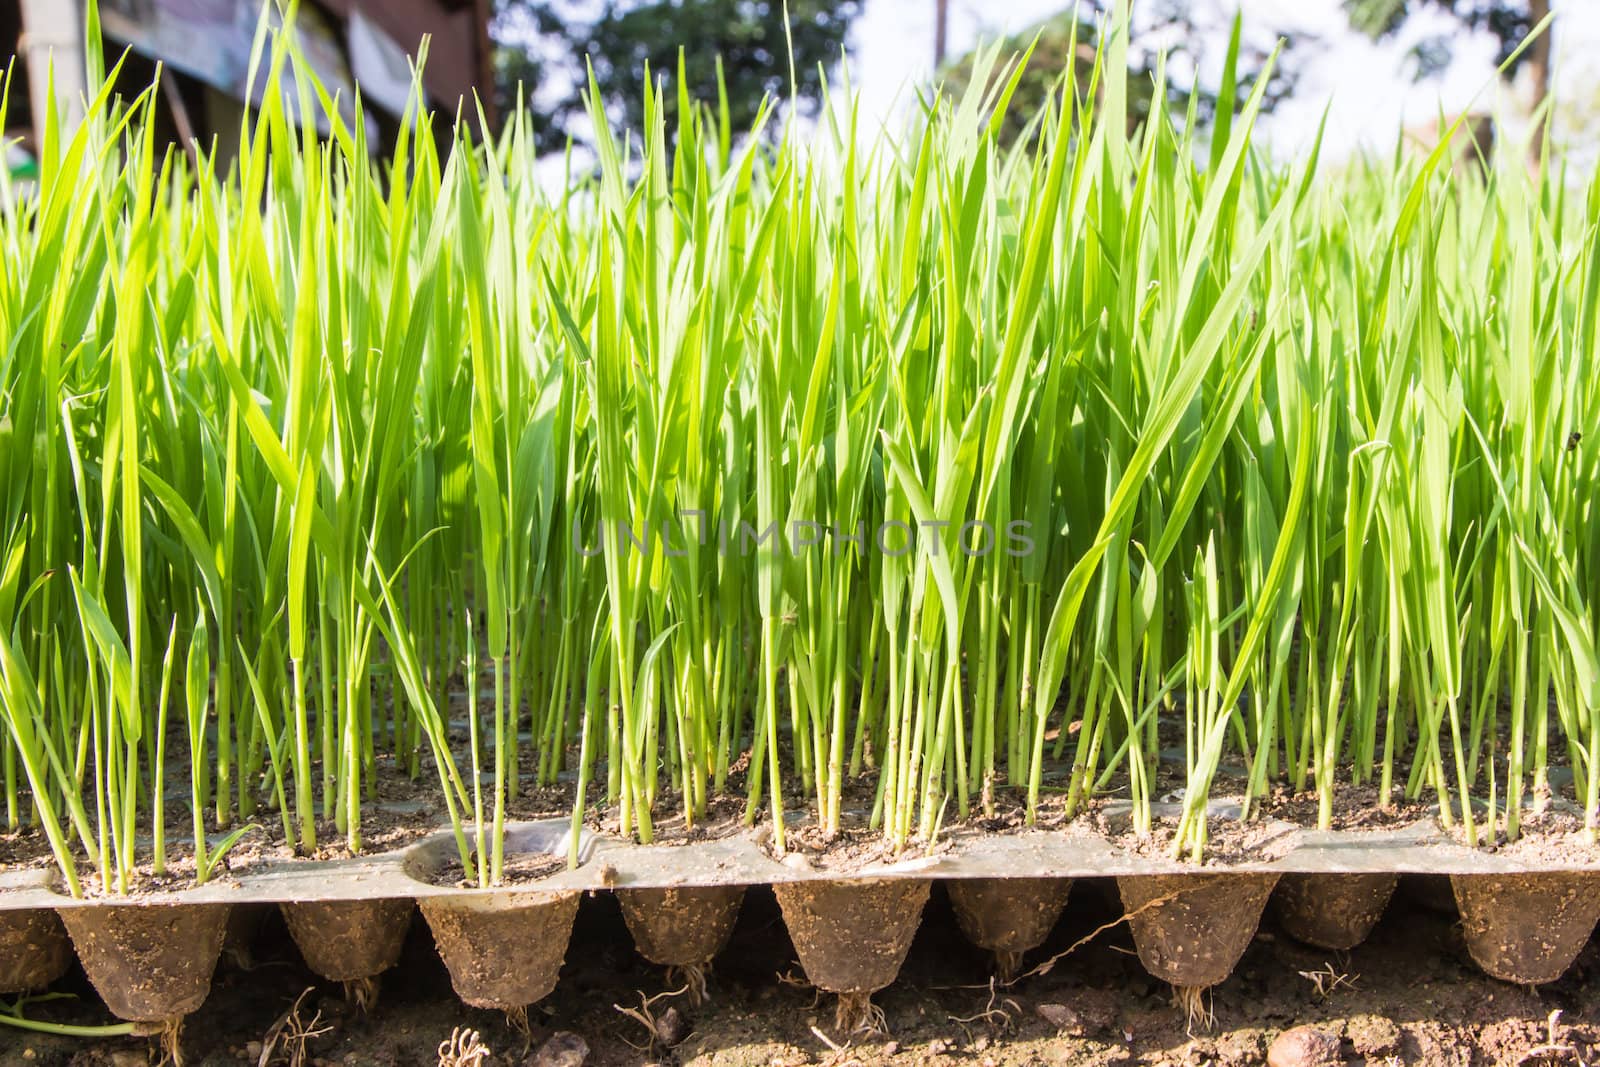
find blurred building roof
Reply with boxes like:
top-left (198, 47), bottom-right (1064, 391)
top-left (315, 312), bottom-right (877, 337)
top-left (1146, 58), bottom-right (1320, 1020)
top-left (317, 0), bottom-right (493, 119)
top-left (7, 0), bottom-right (493, 156)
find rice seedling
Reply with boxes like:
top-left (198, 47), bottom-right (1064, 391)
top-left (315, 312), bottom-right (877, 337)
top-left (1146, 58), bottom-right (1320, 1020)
top-left (0, 0), bottom-right (1590, 909)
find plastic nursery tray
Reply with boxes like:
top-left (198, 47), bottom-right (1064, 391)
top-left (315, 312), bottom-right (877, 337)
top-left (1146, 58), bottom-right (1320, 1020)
top-left (5, 803), bottom-right (1598, 911)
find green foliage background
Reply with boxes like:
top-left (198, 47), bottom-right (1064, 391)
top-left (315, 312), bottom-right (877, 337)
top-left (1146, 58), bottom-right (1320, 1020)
top-left (494, 0), bottom-right (861, 149)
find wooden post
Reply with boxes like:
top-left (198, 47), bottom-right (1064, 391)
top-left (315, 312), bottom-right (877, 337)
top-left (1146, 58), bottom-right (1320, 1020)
top-left (18, 0), bottom-right (86, 145)
top-left (474, 0), bottom-right (498, 131)
top-left (1526, 0), bottom-right (1552, 162)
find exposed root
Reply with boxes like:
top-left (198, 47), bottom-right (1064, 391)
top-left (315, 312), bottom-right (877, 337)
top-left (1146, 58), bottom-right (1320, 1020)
top-left (994, 949), bottom-right (1024, 982)
top-left (834, 992), bottom-right (888, 1037)
top-left (775, 966), bottom-right (826, 1015)
top-left (1517, 1009), bottom-right (1582, 1066)
top-left (667, 962), bottom-right (710, 1006)
top-left (1009, 887), bottom-right (1181, 985)
top-left (614, 984), bottom-right (691, 1051)
top-left (437, 1027), bottom-right (491, 1067)
top-left (777, 966), bottom-right (815, 990)
top-left (948, 978), bottom-right (1023, 1034)
top-left (503, 1004), bottom-right (531, 1040)
top-left (1298, 960), bottom-right (1358, 1000)
top-left (1519, 1044), bottom-right (1583, 1066)
top-left (259, 988), bottom-right (332, 1067)
top-left (343, 976), bottom-right (381, 1015)
top-left (1174, 985), bottom-right (1214, 1035)
top-left (157, 1018), bottom-right (184, 1067)
top-left (809, 1023), bottom-right (847, 1054)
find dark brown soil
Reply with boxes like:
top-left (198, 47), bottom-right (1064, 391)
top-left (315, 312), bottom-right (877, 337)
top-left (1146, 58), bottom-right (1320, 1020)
top-left (947, 877), bottom-right (1073, 978)
top-left (0, 740), bottom-right (1592, 889)
top-left (773, 878), bottom-right (931, 995)
top-left (617, 885), bottom-right (745, 967)
top-left (426, 850), bottom-right (568, 888)
top-left (1257, 783), bottom-right (1432, 831)
top-left (0, 750), bottom-right (592, 884)
top-left (1272, 873), bottom-right (1399, 952)
top-left (280, 898), bottom-right (415, 982)
top-left (1455, 807), bottom-right (1600, 862)
top-left (1118, 873), bottom-right (1280, 989)
top-left (759, 823), bottom-right (955, 875)
top-left (1452, 871), bottom-right (1600, 984)
top-left (9, 878), bottom-right (1600, 1065)
top-left (417, 891), bottom-right (580, 1010)
top-left (0, 908), bottom-right (72, 993)
top-left (1100, 809), bottom-right (1297, 866)
top-left (614, 794), bottom-right (752, 846)
top-left (56, 902), bottom-right (231, 1023)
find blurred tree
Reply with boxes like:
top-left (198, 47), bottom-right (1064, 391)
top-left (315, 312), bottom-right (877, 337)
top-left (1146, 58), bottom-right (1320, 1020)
top-left (491, 32), bottom-right (567, 154)
top-left (1344, 1), bottom-right (1551, 107)
top-left (940, 11), bottom-right (1138, 147)
top-left (493, 0), bottom-right (862, 149)
top-left (943, 0), bottom-right (1556, 154)
top-left (940, 3), bottom-right (1301, 149)
top-left (1344, 0), bottom-right (1552, 152)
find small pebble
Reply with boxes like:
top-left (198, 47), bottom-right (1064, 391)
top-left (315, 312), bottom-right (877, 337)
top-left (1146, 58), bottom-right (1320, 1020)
top-left (655, 1006), bottom-right (689, 1047)
top-left (1037, 1002), bottom-right (1084, 1035)
top-left (1267, 1024), bottom-right (1342, 1067)
top-left (530, 1030), bottom-right (590, 1067)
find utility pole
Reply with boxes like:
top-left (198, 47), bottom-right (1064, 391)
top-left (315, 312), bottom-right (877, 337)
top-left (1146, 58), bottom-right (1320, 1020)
top-left (934, 0), bottom-right (949, 68)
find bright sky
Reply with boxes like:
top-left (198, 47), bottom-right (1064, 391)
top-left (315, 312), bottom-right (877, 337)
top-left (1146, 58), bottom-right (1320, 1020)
top-left (845, 0), bottom-right (1600, 161)
top-left (516, 0), bottom-right (1600, 179)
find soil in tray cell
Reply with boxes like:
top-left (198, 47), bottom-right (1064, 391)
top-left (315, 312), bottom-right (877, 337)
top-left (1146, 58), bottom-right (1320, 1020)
top-left (4, 878), bottom-right (1600, 1064)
